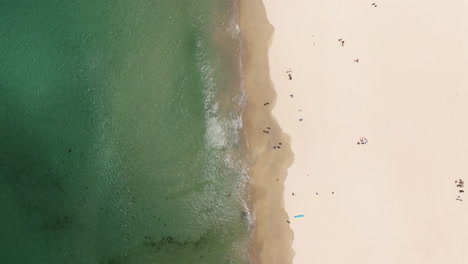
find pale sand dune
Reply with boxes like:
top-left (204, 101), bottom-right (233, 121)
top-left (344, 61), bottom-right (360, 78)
top-left (263, 0), bottom-right (468, 263)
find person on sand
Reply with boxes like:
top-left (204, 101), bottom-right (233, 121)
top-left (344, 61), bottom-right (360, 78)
top-left (359, 137), bottom-right (368, 144)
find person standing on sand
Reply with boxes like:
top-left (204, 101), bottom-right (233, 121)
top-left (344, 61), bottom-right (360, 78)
top-left (338, 38), bottom-right (345, 47)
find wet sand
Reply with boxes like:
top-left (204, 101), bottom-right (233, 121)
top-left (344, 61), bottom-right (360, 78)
top-left (239, 0), bottom-right (294, 263)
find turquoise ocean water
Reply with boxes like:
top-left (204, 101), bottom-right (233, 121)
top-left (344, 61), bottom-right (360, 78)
top-left (0, 1), bottom-right (251, 263)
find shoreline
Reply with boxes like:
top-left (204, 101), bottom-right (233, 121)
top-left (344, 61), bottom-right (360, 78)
top-left (238, 0), bottom-right (295, 263)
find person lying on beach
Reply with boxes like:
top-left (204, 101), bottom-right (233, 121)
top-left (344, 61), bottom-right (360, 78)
top-left (358, 137), bottom-right (368, 144)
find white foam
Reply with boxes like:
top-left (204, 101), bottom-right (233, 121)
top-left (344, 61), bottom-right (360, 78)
top-left (205, 115), bottom-right (227, 149)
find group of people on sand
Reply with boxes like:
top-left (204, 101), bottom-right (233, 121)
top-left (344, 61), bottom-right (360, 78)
top-left (285, 69), bottom-right (305, 123)
top-left (276, 34), bottom-right (377, 225)
top-left (286, 69), bottom-right (293, 80)
top-left (456, 179), bottom-right (464, 201)
top-left (338, 38), bottom-right (345, 47)
top-left (357, 137), bottom-right (368, 145)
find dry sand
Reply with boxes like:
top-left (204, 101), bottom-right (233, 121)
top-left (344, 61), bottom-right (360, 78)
top-left (261, 0), bottom-right (468, 263)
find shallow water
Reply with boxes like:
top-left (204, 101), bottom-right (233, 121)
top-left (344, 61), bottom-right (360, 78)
top-left (0, 1), bottom-right (250, 263)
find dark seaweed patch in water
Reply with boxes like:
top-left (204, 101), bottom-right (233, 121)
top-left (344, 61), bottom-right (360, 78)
top-left (140, 233), bottom-right (210, 253)
top-left (2, 155), bottom-right (70, 215)
top-left (100, 230), bottom-right (212, 263)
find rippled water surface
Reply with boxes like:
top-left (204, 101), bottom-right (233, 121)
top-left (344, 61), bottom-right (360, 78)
top-left (0, 1), bottom-right (250, 263)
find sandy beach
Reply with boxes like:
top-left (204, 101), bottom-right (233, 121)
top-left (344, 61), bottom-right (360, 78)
top-left (258, 0), bottom-right (468, 263)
